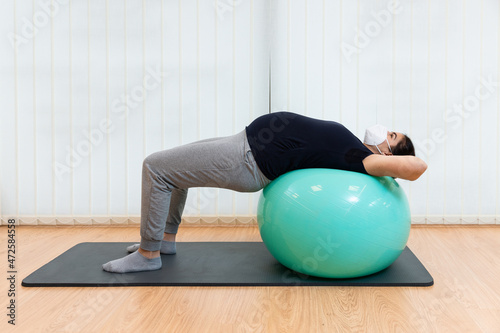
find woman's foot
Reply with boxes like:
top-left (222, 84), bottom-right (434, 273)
top-left (102, 250), bottom-right (161, 273)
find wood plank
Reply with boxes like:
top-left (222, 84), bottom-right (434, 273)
top-left (0, 225), bottom-right (499, 332)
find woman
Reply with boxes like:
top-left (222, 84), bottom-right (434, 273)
top-left (102, 111), bottom-right (427, 273)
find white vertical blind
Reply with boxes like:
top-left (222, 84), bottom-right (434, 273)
top-left (270, 0), bottom-right (500, 224)
top-left (1, 0), bottom-right (500, 225)
top-left (0, 0), bottom-right (269, 225)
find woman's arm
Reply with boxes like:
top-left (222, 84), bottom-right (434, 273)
top-left (362, 154), bottom-right (428, 181)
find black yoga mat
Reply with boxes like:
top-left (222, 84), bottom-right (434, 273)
top-left (22, 242), bottom-right (433, 287)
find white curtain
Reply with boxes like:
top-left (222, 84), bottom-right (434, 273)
top-left (270, 0), bottom-right (500, 224)
top-left (1, 0), bottom-right (500, 225)
top-left (0, 0), bottom-right (270, 225)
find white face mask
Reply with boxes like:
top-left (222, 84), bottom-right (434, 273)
top-left (364, 124), bottom-right (392, 155)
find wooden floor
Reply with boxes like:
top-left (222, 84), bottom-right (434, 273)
top-left (1, 225), bottom-right (500, 333)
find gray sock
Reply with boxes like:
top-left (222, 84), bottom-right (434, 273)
top-left (102, 250), bottom-right (161, 273)
top-left (126, 240), bottom-right (176, 254)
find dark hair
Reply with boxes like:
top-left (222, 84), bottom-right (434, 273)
top-left (392, 134), bottom-right (415, 156)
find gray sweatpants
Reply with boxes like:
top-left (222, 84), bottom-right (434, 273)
top-left (140, 130), bottom-right (271, 251)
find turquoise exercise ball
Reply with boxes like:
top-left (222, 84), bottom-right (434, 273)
top-left (257, 169), bottom-right (411, 279)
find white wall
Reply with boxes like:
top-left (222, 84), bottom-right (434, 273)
top-left (1, 0), bottom-right (500, 225)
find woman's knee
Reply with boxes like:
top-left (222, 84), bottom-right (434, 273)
top-left (142, 153), bottom-right (165, 176)
top-left (143, 151), bottom-right (167, 174)
top-left (142, 151), bottom-right (180, 189)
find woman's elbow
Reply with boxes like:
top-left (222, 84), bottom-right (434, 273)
top-left (409, 160), bottom-right (428, 181)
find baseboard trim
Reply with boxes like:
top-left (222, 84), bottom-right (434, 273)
top-left (1, 216), bottom-right (259, 227)
top-left (2, 215), bottom-right (500, 226)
